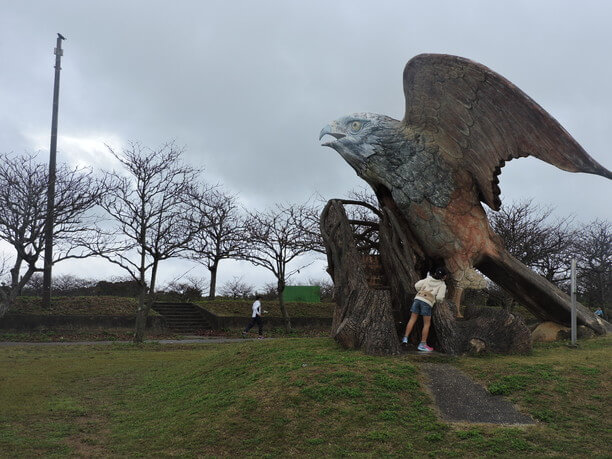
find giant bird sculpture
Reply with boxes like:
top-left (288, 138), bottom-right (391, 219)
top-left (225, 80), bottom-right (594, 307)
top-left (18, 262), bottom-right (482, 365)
top-left (320, 54), bottom-right (611, 334)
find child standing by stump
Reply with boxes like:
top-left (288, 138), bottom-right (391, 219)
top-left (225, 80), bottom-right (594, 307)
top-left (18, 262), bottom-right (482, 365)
top-left (401, 267), bottom-right (448, 352)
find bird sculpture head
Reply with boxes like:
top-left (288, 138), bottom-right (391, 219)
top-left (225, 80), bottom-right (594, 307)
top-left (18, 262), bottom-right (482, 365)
top-left (320, 113), bottom-right (401, 178)
top-left (321, 54), bottom-right (612, 214)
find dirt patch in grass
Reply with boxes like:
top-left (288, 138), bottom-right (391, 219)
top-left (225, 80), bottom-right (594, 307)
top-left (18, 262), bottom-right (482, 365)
top-left (64, 414), bottom-right (111, 458)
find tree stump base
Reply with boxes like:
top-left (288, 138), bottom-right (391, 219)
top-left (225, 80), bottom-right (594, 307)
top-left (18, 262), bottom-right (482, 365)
top-left (321, 200), bottom-right (400, 356)
top-left (332, 288), bottom-right (400, 356)
top-left (321, 199), bottom-right (533, 356)
top-left (432, 301), bottom-right (531, 355)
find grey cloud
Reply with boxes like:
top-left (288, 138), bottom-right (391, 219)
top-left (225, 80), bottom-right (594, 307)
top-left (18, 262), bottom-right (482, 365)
top-left (1, 0), bottom-right (610, 287)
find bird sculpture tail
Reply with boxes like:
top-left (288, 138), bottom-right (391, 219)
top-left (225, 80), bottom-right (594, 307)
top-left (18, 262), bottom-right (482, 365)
top-left (476, 248), bottom-right (611, 335)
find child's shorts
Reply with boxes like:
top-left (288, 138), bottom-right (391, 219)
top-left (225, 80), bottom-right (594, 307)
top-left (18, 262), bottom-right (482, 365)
top-left (410, 299), bottom-right (432, 316)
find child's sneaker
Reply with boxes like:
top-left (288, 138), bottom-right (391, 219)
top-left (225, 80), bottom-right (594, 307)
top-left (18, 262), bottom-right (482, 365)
top-left (417, 342), bottom-right (434, 352)
top-left (257, 336), bottom-right (265, 340)
top-left (401, 336), bottom-right (408, 344)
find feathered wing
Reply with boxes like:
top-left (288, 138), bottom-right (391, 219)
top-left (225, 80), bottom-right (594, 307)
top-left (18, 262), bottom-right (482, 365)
top-left (402, 53), bottom-right (612, 210)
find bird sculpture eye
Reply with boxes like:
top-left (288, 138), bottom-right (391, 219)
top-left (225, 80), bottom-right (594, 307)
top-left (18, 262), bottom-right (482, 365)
top-left (350, 121), bottom-right (362, 132)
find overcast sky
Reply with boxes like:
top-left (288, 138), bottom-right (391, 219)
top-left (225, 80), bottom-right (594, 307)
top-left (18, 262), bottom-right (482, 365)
top-left (1, 0), bottom-right (611, 292)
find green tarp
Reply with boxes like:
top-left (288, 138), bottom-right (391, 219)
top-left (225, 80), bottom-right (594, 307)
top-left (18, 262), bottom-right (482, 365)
top-left (282, 286), bottom-right (321, 303)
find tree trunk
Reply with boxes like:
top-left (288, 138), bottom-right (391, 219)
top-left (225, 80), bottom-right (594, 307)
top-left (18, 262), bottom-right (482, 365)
top-left (277, 281), bottom-right (291, 332)
top-left (134, 260), bottom-right (158, 344)
top-left (0, 262), bottom-right (37, 319)
top-left (432, 301), bottom-right (531, 355)
top-left (1, 286), bottom-right (21, 318)
top-left (0, 298), bottom-right (10, 318)
top-left (321, 200), bottom-right (400, 355)
top-left (377, 201), bottom-right (427, 336)
top-left (133, 282), bottom-right (148, 343)
top-left (208, 261), bottom-right (218, 300)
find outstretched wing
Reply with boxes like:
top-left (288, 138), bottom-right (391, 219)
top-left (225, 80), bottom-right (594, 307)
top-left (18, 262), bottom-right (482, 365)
top-left (402, 53), bottom-right (612, 210)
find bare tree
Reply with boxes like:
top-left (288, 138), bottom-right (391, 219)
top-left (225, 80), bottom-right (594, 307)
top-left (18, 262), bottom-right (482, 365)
top-left (188, 188), bottom-right (247, 299)
top-left (219, 276), bottom-right (254, 299)
top-left (307, 276), bottom-right (335, 301)
top-left (574, 220), bottom-right (611, 311)
top-left (162, 276), bottom-right (206, 302)
top-left (0, 253), bottom-right (11, 298)
top-left (0, 153), bottom-right (103, 317)
top-left (21, 272), bottom-right (44, 296)
top-left (487, 200), bottom-right (575, 285)
top-left (307, 189), bottom-right (381, 256)
top-left (90, 142), bottom-right (205, 342)
top-left (484, 200), bottom-right (576, 313)
top-left (52, 274), bottom-right (96, 295)
top-left (294, 198), bottom-right (328, 255)
top-left (243, 202), bottom-right (320, 331)
top-left (259, 282), bottom-right (279, 300)
top-left (345, 187), bottom-right (381, 222)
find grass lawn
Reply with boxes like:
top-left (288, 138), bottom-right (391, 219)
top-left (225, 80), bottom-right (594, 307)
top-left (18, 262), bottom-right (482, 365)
top-left (0, 326), bottom-right (330, 342)
top-left (455, 337), bottom-right (611, 456)
top-left (8, 296), bottom-right (334, 319)
top-left (196, 299), bottom-right (335, 318)
top-left (0, 337), bottom-right (609, 457)
top-left (10, 296), bottom-right (142, 316)
top-left (0, 328), bottom-right (180, 343)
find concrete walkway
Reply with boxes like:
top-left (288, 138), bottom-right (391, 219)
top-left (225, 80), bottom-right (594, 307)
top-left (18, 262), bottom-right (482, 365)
top-left (420, 362), bottom-right (535, 425)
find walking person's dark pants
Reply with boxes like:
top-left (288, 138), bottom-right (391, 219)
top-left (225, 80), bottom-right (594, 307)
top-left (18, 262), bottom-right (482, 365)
top-left (244, 315), bottom-right (263, 335)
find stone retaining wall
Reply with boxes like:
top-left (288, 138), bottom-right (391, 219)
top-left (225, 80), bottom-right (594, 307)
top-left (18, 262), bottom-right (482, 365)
top-left (0, 307), bottom-right (332, 331)
top-left (0, 314), bottom-right (166, 331)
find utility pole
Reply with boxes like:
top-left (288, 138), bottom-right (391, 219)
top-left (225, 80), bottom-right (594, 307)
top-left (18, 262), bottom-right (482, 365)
top-left (42, 33), bottom-right (66, 308)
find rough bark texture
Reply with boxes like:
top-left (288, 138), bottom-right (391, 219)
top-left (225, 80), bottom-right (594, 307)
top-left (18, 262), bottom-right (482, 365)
top-left (432, 301), bottom-right (531, 355)
top-left (320, 200), bottom-right (400, 356)
top-left (377, 196), bottom-right (427, 335)
top-left (278, 283), bottom-right (292, 332)
top-left (208, 262), bottom-right (218, 299)
top-left (321, 198), bottom-right (532, 355)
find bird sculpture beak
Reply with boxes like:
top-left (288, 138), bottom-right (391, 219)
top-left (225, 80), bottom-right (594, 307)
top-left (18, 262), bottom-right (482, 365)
top-left (319, 122), bottom-right (346, 147)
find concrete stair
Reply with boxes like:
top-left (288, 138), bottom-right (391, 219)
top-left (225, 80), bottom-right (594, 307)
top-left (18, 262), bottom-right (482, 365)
top-left (152, 302), bottom-right (213, 333)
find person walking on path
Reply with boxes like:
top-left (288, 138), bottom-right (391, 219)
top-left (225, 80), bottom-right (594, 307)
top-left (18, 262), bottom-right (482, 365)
top-left (243, 295), bottom-right (265, 339)
top-left (401, 267), bottom-right (448, 352)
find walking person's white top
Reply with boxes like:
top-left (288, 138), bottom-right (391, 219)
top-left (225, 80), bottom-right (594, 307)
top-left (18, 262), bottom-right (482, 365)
top-left (252, 300), bottom-right (261, 318)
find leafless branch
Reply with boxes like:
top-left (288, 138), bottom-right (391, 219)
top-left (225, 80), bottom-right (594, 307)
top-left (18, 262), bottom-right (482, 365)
top-left (0, 153), bottom-right (104, 316)
top-left (242, 201), bottom-right (323, 330)
top-left (185, 186), bottom-right (247, 298)
top-left (96, 141), bottom-right (205, 341)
